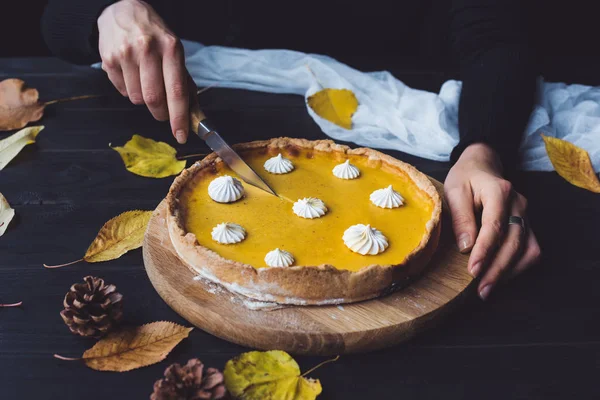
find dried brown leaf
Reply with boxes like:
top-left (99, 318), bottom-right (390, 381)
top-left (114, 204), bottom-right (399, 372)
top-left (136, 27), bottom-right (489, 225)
top-left (55, 321), bottom-right (193, 372)
top-left (0, 79), bottom-right (45, 131)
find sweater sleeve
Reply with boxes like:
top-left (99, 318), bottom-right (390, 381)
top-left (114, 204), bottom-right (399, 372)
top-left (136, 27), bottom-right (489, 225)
top-left (448, 0), bottom-right (537, 174)
top-left (41, 0), bottom-right (232, 65)
top-left (41, 0), bottom-right (116, 65)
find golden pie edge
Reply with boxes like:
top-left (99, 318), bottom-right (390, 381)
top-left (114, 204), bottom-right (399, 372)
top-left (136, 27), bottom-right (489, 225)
top-left (166, 137), bottom-right (442, 305)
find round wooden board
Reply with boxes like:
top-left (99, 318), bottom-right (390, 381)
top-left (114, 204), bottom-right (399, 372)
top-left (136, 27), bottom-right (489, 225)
top-left (143, 178), bottom-right (474, 355)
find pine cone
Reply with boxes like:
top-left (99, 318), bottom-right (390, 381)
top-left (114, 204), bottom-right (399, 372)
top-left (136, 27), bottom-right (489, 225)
top-left (60, 276), bottom-right (123, 338)
top-left (151, 359), bottom-right (227, 400)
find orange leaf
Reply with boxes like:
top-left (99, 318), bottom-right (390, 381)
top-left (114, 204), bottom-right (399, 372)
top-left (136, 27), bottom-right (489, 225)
top-left (0, 79), bottom-right (45, 131)
top-left (541, 134), bottom-right (600, 193)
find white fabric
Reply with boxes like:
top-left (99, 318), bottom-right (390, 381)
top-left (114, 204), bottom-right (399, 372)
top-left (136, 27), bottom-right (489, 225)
top-left (96, 40), bottom-right (600, 171)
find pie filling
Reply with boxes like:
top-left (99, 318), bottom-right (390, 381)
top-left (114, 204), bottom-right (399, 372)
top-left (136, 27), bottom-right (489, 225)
top-left (179, 146), bottom-right (435, 272)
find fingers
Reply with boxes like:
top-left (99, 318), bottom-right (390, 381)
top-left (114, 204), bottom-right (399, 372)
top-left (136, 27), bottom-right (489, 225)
top-left (509, 228), bottom-right (542, 278)
top-left (99, 29), bottom-right (191, 139)
top-left (445, 184), bottom-right (478, 255)
top-left (161, 36), bottom-right (189, 144)
top-left (477, 201), bottom-right (525, 300)
top-left (102, 62), bottom-right (127, 96)
top-left (120, 47), bottom-right (144, 105)
top-left (477, 193), bottom-right (542, 300)
top-left (140, 41), bottom-right (168, 121)
top-left (468, 180), bottom-right (512, 279)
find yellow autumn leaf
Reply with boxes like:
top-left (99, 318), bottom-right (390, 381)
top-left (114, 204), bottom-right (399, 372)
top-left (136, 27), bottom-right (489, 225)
top-left (0, 192), bottom-right (15, 237)
top-left (0, 125), bottom-right (44, 170)
top-left (84, 210), bottom-right (153, 262)
top-left (44, 210), bottom-right (152, 268)
top-left (54, 321), bottom-right (193, 372)
top-left (224, 350), bottom-right (323, 400)
top-left (111, 134), bottom-right (186, 178)
top-left (307, 88), bottom-right (358, 130)
top-left (541, 134), bottom-right (600, 193)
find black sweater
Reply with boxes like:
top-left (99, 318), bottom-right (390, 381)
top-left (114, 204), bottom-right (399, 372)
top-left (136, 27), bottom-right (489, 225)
top-left (41, 0), bottom-right (537, 172)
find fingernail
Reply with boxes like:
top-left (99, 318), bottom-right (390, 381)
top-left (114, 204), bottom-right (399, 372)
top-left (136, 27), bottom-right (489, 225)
top-left (458, 233), bottom-right (472, 252)
top-left (479, 285), bottom-right (492, 300)
top-left (175, 130), bottom-right (187, 144)
top-left (469, 262), bottom-right (481, 278)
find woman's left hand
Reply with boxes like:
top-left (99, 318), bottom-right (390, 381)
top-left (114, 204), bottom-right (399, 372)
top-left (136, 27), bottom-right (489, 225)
top-left (444, 143), bottom-right (542, 300)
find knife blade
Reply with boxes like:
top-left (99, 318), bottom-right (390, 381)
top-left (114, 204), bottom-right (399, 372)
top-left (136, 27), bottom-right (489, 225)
top-left (190, 104), bottom-right (277, 196)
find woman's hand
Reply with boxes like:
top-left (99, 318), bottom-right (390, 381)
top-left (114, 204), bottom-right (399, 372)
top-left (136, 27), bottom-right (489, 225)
top-left (444, 143), bottom-right (541, 300)
top-left (98, 0), bottom-right (192, 143)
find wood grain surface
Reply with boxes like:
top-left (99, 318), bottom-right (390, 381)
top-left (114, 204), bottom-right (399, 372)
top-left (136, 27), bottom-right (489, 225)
top-left (143, 179), bottom-right (475, 355)
top-left (4, 59), bottom-right (600, 400)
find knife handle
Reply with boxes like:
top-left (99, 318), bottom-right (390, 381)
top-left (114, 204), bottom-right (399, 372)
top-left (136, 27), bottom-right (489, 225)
top-left (190, 99), bottom-right (207, 135)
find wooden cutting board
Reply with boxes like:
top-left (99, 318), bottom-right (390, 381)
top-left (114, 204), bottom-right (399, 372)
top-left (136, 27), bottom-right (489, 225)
top-left (143, 178), bottom-right (474, 355)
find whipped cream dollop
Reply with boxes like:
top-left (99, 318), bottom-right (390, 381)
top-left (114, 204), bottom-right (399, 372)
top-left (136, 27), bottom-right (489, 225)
top-left (264, 153), bottom-right (294, 174)
top-left (332, 160), bottom-right (360, 179)
top-left (264, 248), bottom-right (295, 267)
top-left (342, 224), bottom-right (389, 255)
top-left (211, 222), bottom-right (246, 244)
top-left (370, 185), bottom-right (404, 209)
top-left (208, 175), bottom-right (244, 203)
top-left (292, 197), bottom-right (327, 219)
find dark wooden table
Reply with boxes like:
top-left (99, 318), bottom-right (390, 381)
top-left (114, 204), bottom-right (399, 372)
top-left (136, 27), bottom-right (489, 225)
top-left (1, 58), bottom-right (598, 400)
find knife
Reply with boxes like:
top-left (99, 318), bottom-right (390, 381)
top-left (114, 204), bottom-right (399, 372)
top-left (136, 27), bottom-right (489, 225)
top-left (190, 101), bottom-right (278, 197)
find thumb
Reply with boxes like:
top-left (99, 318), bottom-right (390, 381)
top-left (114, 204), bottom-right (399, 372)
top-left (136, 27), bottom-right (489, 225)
top-left (445, 184), bottom-right (478, 255)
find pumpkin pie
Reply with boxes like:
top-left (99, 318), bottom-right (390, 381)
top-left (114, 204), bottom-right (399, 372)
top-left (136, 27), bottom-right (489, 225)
top-left (166, 138), bottom-right (441, 305)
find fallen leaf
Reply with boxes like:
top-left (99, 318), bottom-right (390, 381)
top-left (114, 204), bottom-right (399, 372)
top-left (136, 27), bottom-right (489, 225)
top-left (224, 350), bottom-right (337, 400)
top-left (0, 79), bottom-right (45, 130)
top-left (44, 210), bottom-right (152, 268)
top-left (111, 134), bottom-right (187, 178)
top-left (0, 125), bottom-right (44, 170)
top-left (54, 321), bottom-right (193, 372)
top-left (0, 79), bottom-right (99, 131)
top-left (307, 89), bottom-right (358, 130)
top-left (84, 210), bottom-right (153, 262)
top-left (0, 192), bottom-right (15, 237)
top-left (542, 134), bottom-right (600, 193)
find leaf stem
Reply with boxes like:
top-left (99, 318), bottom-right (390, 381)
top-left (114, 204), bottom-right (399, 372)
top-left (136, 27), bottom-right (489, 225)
top-left (0, 301), bottom-right (22, 308)
top-left (176, 153), bottom-right (207, 160)
top-left (44, 94), bottom-right (102, 106)
top-left (43, 259), bottom-right (83, 269)
top-left (301, 355), bottom-right (340, 377)
top-left (53, 354), bottom-right (81, 361)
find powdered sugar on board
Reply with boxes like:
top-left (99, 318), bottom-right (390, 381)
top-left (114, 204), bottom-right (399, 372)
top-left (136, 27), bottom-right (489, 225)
top-left (193, 275), bottom-right (286, 311)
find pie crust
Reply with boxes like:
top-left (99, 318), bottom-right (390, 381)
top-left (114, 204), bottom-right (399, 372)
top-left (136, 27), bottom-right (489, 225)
top-left (166, 138), bottom-right (442, 305)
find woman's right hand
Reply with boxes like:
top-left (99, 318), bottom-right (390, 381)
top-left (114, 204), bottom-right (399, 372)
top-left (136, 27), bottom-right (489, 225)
top-left (98, 0), bottom-right (192, 144)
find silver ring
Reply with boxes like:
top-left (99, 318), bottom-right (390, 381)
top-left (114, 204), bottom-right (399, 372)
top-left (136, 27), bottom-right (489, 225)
top-left (508, 216), bottom-right (526, 232)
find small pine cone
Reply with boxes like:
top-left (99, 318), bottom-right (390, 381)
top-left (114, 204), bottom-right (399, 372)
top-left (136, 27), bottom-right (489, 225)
top-left (60, 276), bottom-right (123, 338)
top-left (151, 359), bottom-right (227, 400)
